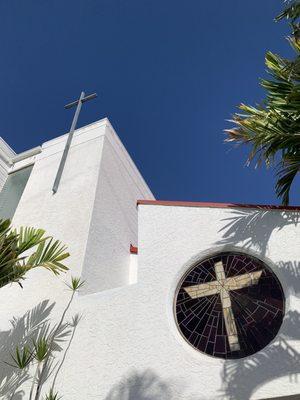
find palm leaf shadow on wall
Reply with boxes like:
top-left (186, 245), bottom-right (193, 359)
top-left (0, 299), bottom-right (80, 400)
top-left (104, 370), bottom-right (174, 400)
top-left (217, 209), bottom-right (300, 399)
top-left (0, 300), bottom-right (55, 399)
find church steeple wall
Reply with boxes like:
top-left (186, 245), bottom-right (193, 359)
top-left (81, 121), bottom-right (154, 294)
top-left (5, 118), bottom-right (153, 293)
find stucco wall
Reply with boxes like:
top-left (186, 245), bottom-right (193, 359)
top-left (56, 204), bottom-right (300, 400)
top-left (0, 124), bottom-right (299, 399)
top-left (0, 118), bottom-right (154, 399)
top-left (81, 122), bottom-right (154, 293)
top-left (136, 204), bottom-right (300, 400)
top-left (12, 121), bottom-right (106, 277)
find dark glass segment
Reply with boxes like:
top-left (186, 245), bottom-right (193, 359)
top-left (0, 165), bottom-right (33, 220)
top-left (175, 252), bottom-right (285, 359)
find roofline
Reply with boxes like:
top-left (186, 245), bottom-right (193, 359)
top-left (137, 199), bottom-right (300, 211)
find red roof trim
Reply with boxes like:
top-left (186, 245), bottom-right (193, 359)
top-left (137, 199), bottom-right (300, 211)
top-left (130, 244), bottom-right (138, 254)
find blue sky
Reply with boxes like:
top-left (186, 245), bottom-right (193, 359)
top-left (0, 0), bottom-right (297, 204)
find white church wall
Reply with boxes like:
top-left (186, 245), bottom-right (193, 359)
top-left (9, 118), bottom-right (153, 291)
top-left (20, 201), bottom-right (298, 400)
top-left (0, 123), bottom-right (108, 398)
top-left (0, 118), bottom-right (155, 399)
top-left (135, 203), bottom-right (300, 400)
top-left (81, 122), bottom-right (154, 293)
top-left (129, 253), bottom-right (138, 284)
top-left (40, 201), bottom-right (300, 400)
top-left (9, 146), bottom-right (41, 173)
top-left (55, 205), bottom-right (300, 400)
top-left (11, 121), bottom-right (106, 278)
top-left (0, 119), bottom-right (299, 400)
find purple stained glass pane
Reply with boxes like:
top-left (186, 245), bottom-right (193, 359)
top-left (175, 252), bottom-right (285, 359)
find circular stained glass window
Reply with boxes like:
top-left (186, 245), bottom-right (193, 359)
top-left (175, 252), bottom-right (284, 359)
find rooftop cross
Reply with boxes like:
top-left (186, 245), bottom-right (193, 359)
top-left (52, 91), bottom-right (97, 194)
top-left (184, 261), bottom-right (263, 352)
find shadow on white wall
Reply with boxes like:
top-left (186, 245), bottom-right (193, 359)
top-left (0, 299), bottom-right (76, 399)
top-left (0, 300), bottom-right (55, 399)
top-left (217, 209), bottom-right (299, 256)
top-left (217, 209), bottom-right (300, 400)
top-left (104, 370), bottom-right (173, 400)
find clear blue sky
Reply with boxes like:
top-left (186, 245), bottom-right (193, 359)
top-left (1, 0), bottom-right (297, 204)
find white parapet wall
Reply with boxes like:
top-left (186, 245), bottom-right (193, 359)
top-left (9, 118), bottom-right (154, 290)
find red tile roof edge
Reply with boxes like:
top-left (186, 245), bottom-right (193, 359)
top-left (137, 199), bottom-right (300, 211)
top-left (130, 244), bottom-right (138, 254)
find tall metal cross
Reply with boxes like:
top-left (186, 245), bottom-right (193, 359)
top-left (184, 261), bottom-right (262, 352)
top-left (52, 91), bottom-right (97, 193)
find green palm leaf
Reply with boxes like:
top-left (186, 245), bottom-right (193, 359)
top-left (0, 220), bottom-right (69, 289)
top-left (6, 345), bottom-right (33, 369)
top-left (44, 389), bottom-right (62, 400)
top-left (16, 226), bottom-right (46, 254)
top-left (27, 239), bottom-right (69, 275)
top-left (225, 1), bottom-right (300, 204)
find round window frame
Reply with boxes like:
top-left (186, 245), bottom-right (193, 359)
top-left (173, 250), bottom-right (286, 360)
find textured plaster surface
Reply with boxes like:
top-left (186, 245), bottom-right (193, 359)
top-left (81, 123), bottom-right (154, 293)
top-left (136, 205), bottom-right (300, 400)
top-left (0, 119), bottom-right (154, 399)
top-left (53, 204), bottom-right (300, 400)
top-left (0, 124), bottom-right (299, 399)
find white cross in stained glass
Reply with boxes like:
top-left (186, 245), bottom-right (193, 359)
top-left (184, 261), bottom-right (263, 352)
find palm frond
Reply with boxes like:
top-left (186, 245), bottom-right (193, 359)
top-left (276, 153), bottom-right (300, 204)
top-left (7, 346), bottom-right (33, 369)
top-left (27, 239), bottom-right (69, 275)
top-left (225, 1), bottom-right (300, 204)
top-left (16, 226), bottom-right (46, 254)
top-left (66, 276), bottom-right (85, 291)
top-left (0, 220), bottom-right (69, 289)
top-left (33, 337), bottom-right (50, 363)
top-left (44, 388), bottom-right (62, 400)
top-left (276, 1), bottom-right (300, 23)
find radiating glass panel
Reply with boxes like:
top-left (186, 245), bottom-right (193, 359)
top-left (175, 252), bottom-right (284, 359)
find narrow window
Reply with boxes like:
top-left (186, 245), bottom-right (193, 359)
top-left (0, 165), bottom-right (33, 220)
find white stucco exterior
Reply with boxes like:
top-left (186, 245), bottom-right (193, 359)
top-left (9, 118), bottom-right (153, 291)
top-left (0, 120), bottom-right (299, 400)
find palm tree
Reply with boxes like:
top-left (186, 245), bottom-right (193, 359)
top-left (0, 219), bottom-right (69, 289)
top-left (225, 1), bottom-right (300, 205)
